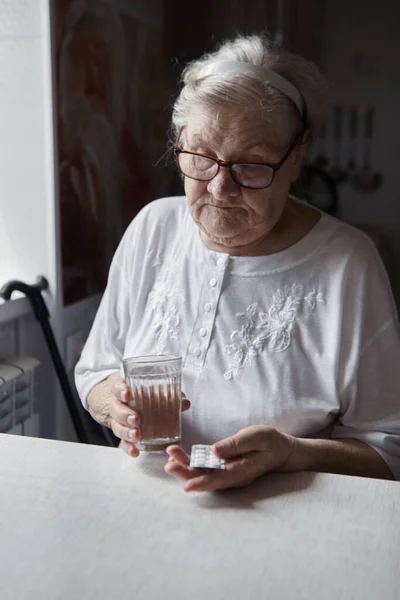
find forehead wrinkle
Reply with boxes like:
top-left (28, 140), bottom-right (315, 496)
top-left (190, 108), bottom-right (262, 141)
top-left (186, 108), bottom-right (290, 157)
top-left (188, 128), bottom-right (282, 158)
top-left (190, 120), bottom-right (264, 147)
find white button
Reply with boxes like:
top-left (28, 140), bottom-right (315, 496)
top-left (210, 278), bottom-right (217, 287)
top-left (193, 347), bottom-right (201, 357)
top-left (217, 257), bottom-right (226, 267)
top-left (204, 302), bottom-right (211, 313)
top-left (199, 328), bottom-right (207, 337)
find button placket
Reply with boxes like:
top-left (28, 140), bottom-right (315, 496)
top-left (184, 259), bottom-right (228, 371)
top-left (217, 257), bottom-right (228, 267)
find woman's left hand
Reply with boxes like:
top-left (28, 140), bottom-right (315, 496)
top-left (165, 425), bottom-right (300, 492)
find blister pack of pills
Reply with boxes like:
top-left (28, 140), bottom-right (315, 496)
top-left (189, 445), bottom-right (226, 470)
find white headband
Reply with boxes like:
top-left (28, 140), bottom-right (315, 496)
top-left (196, 61), bottom-right (304, 116)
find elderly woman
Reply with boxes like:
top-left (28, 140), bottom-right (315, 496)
top-left (75, 34), bottom-right (400, 492)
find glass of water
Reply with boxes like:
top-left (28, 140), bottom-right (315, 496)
top-left (122, 355), bottom-right (182, 452)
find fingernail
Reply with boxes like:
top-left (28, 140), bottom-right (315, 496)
top-left (129, 428), bottom-right (138, 441)
top-left (127, 415), bottom-right (136, 427)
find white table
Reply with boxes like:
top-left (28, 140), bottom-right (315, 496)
top-left (0, 434), bottom-right (399, 600)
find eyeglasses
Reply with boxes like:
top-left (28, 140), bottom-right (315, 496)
top-left (174, 127), bottom-right (305, 190)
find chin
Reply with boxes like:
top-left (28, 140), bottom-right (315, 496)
top-left (198, 206), bottom-right (247, 237)
top-left (198, 218), bottom-right (244, 240)
top-left (197, 220), bottom-right (250, 247)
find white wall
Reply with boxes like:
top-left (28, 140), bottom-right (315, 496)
top-left (0, 0), bottom-right (60, 308)
top-left (323, 0), bottom-right (400, 301)
top-left (0, 0), bottom-right (60, 439)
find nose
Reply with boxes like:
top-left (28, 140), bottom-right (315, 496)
top-left (206, 166), bottom-right (240, 199)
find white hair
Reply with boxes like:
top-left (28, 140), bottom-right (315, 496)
top-left (172, 34), bottom-right (329, 146)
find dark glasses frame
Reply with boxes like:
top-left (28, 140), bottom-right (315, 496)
top-left (174, 124), bottom-right (306, 190)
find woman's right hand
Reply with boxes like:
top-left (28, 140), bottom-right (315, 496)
top-left (107, 373), bottom-right (141, 457)
top-left (106, 373), bottom-right (190, 458)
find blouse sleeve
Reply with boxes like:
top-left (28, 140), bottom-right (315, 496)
top-left (331, 319), bottom-right (400, 479)
top-left (74, 196), bottom-right (185, 409)
top-left (74, 254), bottom-right (131, 408)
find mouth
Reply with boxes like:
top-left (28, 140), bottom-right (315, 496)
top-left (205, 203), bottom-right (239, 210)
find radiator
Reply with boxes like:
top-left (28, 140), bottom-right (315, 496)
top-left (0, 357), bottom-right (40, 435)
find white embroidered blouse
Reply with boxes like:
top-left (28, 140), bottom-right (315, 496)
top-left (75, 196), bottom-right (400, 478)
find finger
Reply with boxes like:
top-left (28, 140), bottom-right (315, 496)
top-left (164, 458), bottom-right (202, 481)
top-left (184, 468), bottom-right (238, 492)
top-left (111, 418), bottom-right (140, 444)
top-left (185, 452), bottom-right (267, 492)
top-left (166, 445), bottom-right (190, 466)
top-left (180, 392), bottom-right (190, 412)
top-left (111, 379), bottom-right (131, 404)
top-left (110, 398), bottom-right (140, 428)
top-left (164, 459), bottom-right (191, 480)
top-left (184, 472), bottom-right (223, 492)
top-left (121, 440), bottom-right (140, 458)
top-left (182, 398), bottom-right (191, 412)
top-left (166, 455), bottom-right (251, 492)
top-left (212, 426), bottom-right (265, 459)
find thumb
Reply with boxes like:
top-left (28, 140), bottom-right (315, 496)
top-left (111, 379), bottom-right (131, 404)
top-left (212, 426), bottom-right (264, 459)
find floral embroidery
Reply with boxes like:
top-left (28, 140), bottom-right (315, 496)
top-left (147, 262), bottom-right (184, 354)
top-left (224, 284), bottom-right (324, 380)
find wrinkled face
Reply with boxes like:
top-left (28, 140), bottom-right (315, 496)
top-left (181, 106), bottom-right (304, 254)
